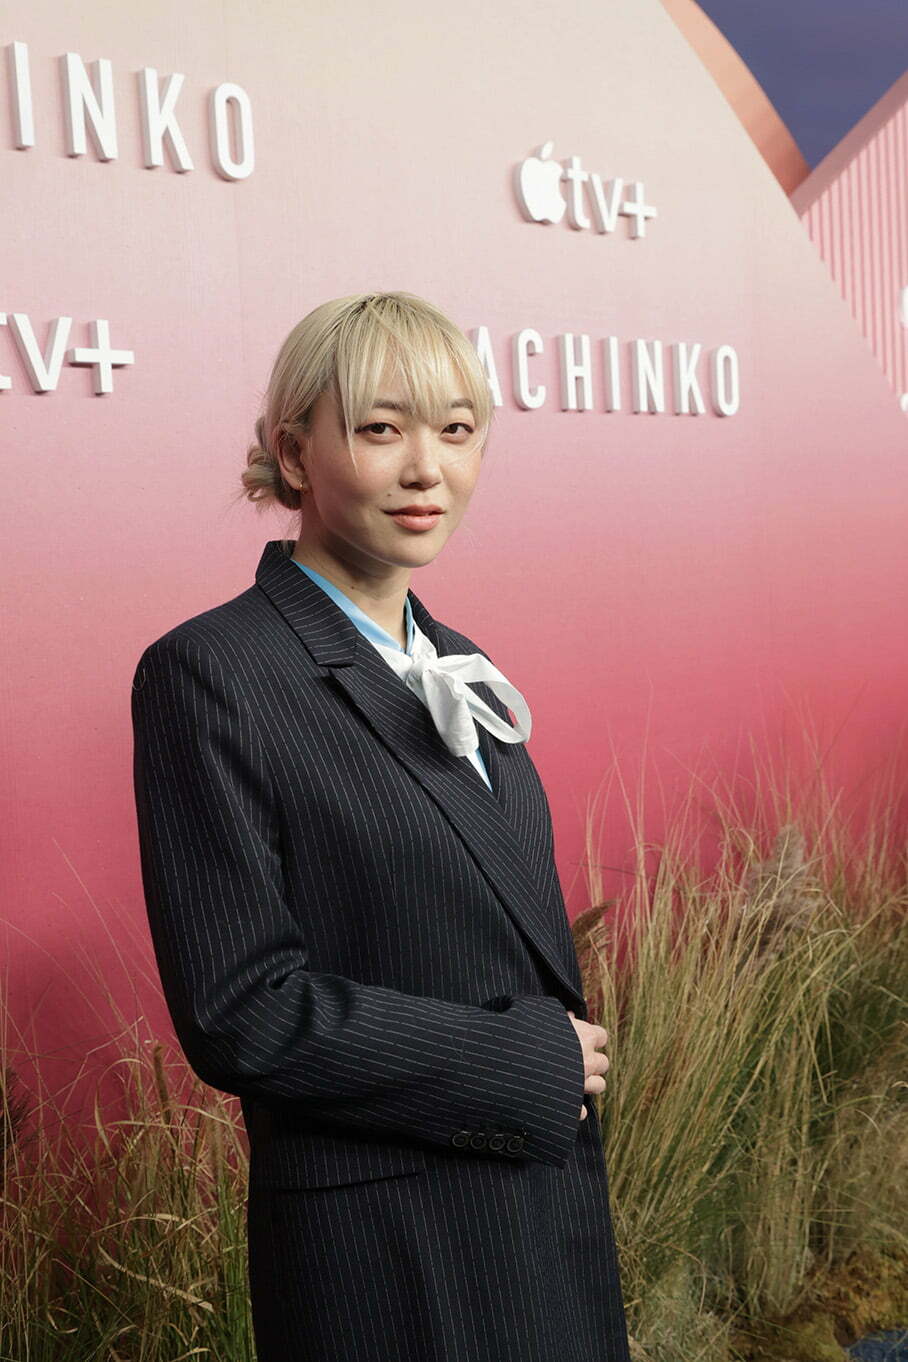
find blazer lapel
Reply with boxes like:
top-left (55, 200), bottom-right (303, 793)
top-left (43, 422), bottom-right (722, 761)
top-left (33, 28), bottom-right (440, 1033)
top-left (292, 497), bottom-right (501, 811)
top-left (254, 539), bottom-right (584, 1007)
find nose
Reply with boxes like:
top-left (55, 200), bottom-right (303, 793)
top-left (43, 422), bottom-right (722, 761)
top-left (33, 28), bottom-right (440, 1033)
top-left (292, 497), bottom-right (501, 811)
top-left (400, 432), bottom-right (446, 483)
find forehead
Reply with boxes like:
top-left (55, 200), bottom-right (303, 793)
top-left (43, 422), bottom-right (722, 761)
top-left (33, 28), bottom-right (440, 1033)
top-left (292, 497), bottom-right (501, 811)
top-left (369, 394), bottom-right (475, 414)
top-left (371, 371), bottom-right (472, 415)
top-left (369, 351), bottom-right (469, 410)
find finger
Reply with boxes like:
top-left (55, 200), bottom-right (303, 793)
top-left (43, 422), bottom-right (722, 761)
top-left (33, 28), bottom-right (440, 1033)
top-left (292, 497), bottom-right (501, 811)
top-left (580, 1104), bottom-right (587, 1119)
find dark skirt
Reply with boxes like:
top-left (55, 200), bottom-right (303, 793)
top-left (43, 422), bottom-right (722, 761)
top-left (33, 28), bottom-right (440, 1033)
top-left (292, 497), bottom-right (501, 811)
top-left (245, 1104), bottom-right (631, 1362)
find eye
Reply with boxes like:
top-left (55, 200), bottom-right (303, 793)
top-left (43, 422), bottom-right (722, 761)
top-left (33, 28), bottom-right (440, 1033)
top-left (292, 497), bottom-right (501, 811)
top-left (355, 421), bottom-right (475, 437)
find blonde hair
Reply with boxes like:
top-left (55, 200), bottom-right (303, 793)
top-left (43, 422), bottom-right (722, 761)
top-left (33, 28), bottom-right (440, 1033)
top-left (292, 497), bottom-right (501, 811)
top-left (239, 291), bottom-right (495, 512)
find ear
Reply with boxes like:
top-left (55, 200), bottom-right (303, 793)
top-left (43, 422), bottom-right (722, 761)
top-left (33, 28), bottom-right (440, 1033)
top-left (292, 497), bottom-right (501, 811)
top-left (276, 423), bottom-right (308, 489)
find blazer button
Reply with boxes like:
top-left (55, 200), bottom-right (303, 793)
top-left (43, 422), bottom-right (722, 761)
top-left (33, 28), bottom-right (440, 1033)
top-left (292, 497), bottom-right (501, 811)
top-left (450, 1130), bottom-right (472, 1148)
top-left (505, 1134), bottom-right (524, 1154)
top-left (487, 1134), bottom-right (506, 1151)
top-left (469, 1132), bottom-right (488, 1150)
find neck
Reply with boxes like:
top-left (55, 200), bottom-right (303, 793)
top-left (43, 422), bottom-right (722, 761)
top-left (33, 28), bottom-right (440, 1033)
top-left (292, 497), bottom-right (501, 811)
top-left (291, 541), bottom-right (410, 648)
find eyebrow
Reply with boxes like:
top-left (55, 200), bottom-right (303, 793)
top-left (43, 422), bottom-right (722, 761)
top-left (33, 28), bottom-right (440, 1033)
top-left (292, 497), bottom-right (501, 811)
top-left (372, 397), bottom-right (475, 413)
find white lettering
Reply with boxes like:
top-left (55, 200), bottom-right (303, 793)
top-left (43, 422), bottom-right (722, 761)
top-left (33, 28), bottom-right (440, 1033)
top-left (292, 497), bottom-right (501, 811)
top-left (559, 333), bottom-right (593, 410)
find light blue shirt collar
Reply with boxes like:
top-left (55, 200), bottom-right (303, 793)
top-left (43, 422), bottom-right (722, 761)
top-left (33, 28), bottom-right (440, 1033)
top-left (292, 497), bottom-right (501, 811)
top-left (291, 559), bottom-right (415, 654)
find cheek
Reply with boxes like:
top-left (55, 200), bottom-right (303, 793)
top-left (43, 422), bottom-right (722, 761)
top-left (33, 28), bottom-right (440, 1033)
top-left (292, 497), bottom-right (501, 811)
top-left (325, 477), bottom-right (376, 517)
top-left (455, 466), bottom-right (483, 503)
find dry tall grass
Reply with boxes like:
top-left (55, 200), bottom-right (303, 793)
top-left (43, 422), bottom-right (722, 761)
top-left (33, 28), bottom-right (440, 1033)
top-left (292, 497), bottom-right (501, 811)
top-left (573, 735), bottom-right (907, 1361)
top-left (1, 739), bottom-right (906, 1361)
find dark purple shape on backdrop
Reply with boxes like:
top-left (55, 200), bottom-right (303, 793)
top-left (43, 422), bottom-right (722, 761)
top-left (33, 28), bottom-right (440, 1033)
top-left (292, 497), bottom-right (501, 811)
top-left (696, 0), bottom-right (908, 168)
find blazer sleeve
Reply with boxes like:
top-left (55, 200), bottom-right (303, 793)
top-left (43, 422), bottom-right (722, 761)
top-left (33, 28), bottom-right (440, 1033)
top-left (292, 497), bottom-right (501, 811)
top-left (130, 631), bottom-right (586, 1169)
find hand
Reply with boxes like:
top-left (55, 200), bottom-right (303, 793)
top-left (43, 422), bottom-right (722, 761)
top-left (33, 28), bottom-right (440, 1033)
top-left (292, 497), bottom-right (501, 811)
top-left (566, 1009), bottom-right (610, 1121)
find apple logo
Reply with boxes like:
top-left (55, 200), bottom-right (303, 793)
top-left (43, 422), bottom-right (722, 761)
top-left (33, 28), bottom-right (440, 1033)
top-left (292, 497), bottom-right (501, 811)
top-left (515, 141), bottom-right (567, 224)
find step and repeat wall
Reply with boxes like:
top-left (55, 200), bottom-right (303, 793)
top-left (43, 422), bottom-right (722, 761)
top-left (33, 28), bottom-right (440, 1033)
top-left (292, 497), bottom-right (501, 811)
top-left (2, 0), bottom-right (907, 1103)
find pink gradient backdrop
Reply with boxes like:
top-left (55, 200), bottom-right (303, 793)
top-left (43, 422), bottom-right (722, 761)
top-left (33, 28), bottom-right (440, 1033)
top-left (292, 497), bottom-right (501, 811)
top-left (2, 0), bottom-right (907, 1096)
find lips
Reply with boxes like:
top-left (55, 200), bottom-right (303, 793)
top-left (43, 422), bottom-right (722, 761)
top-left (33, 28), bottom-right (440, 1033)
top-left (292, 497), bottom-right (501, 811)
top-left (385, 507), bottom-right (444, 515)
top-left (385, 507), bottom-right (445, 532)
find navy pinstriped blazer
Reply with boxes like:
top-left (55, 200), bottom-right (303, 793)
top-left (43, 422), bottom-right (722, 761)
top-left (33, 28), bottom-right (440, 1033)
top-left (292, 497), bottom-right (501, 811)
top-left (131, 537), bottom-right (592, 1192)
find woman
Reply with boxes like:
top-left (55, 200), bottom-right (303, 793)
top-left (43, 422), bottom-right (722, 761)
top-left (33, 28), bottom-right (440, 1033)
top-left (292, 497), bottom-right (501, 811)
top-left (131, 291), bottom-right (632, 1361)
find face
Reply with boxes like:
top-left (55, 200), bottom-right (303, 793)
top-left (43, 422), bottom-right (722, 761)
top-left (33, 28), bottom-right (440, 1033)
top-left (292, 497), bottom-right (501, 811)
top-left (280, 366), bottom-right (484, 588)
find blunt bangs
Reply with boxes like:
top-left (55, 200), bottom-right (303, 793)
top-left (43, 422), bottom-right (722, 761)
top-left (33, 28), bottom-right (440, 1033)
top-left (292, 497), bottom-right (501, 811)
top-left (330, 295), bottom-right (494, 463)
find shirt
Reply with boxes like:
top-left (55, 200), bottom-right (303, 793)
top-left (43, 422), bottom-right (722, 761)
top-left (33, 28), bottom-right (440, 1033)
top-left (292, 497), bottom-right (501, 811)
top-left (291, 559), bottom-right (494, 791)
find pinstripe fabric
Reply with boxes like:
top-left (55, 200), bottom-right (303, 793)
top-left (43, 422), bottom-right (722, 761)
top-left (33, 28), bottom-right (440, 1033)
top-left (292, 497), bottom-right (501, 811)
top-left (131, 537), bottom-right (631, 1361)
